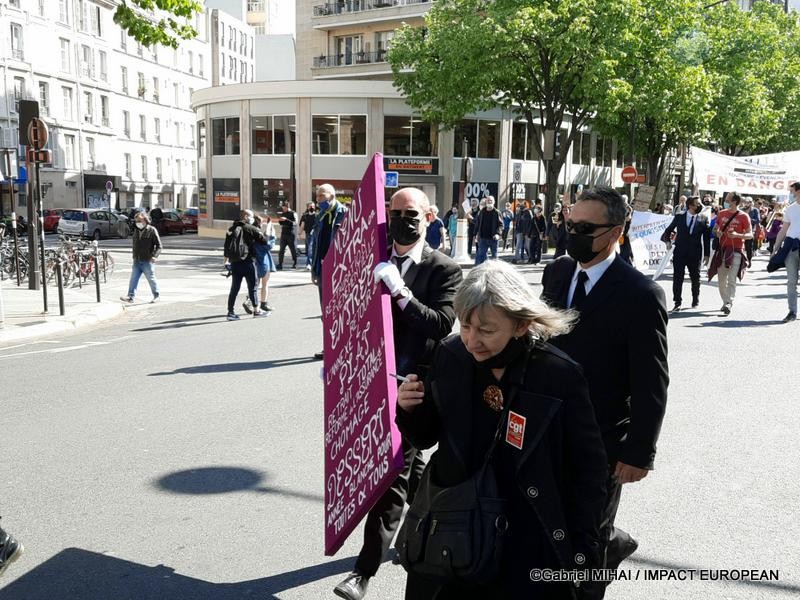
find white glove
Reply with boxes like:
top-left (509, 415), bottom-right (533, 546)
top-left (373, 262), bottom-right (405, 296)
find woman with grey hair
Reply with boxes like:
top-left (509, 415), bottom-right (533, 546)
top-left (395, 260), bottom-right (607, 599)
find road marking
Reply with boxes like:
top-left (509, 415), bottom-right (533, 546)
top-left (0, 344), bottom-right (88, 360)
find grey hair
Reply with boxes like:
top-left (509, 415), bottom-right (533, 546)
top-left (316, 183), bottom-right (336, 200)
top-left (454, 261), bottom-right (576, 341)
top-left (578, 187), bottom-right (627, 225)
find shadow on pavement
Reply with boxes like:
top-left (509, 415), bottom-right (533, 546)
top-left (153, 467), bottom-right (324, 503)
top-left (687, 319), bottom-right (786, 328)
top-left (626, 555), bottom-right (800, 594)
top-left (148, 357), bottom-right (318, 376)
top-left (0, 548), bottom-right (360, 600)
top-left (131, 315), bottom-right (224, 332)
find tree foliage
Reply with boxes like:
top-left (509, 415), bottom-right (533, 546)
top-left (114, 0), bottom-right (203, 49)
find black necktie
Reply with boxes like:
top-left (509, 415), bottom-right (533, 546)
top-left (571, 271), bottom-right (589, 309)
top-left (689, 215), bottom-right (696, 235)
top-left (393, 255), bottom-right (408, 273)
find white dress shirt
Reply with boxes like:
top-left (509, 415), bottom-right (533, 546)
top-left (566, 252), bottom-right (617, 308)
top-left (390, 238), bottom-right (426, 309)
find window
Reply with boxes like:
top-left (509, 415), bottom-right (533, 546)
top-left (190, 124), bottom-right (195, 147)
top-left (90, 4), bottom-right (101, 35)
top-left (122, 110), bottom-right (130, 137)
top-left (251, 116), bottom-right (273, 154)
top-left (595, 136), bottom-right (613, 167)
top-left (137, 72), bottom-right (145, 98)
top-left (311, 115), bottom-right (366, 155)
top-left (9, 0), bottom-right (20, 8)
top-left (240, 60), bottom-right (246, 83)
top-left (141, 155), bottom-right (148, 179)
top-left (152, 77), bottom-right (159, 103)
top-left (177, 160), bottom-right (182, 183)
top-left (511, 122), bottom-right (526, 160)
top-left (81, 45), bottom-right (94, 78)
top-left (136, 42), bottom-right (143, 57)
top-left (230, 56), bottom-right (236, 80)
top-left (60, 39), bottom-right (71, 72)
top-left (274, 116), bottom-right (295, 154)
top-left (477, 120), bottom-right (501, 159)
top-left (121, 67), bottom-right (128, 94)
top-left (241, 32), bottom-right (247, 56)
top-left (212, 117), bottom-right (240, 155)
top-left (124, 153), bottom-right (131, 178)
top-left (228, 26), bottom-right (234, 50)
top-left (62, 86), bottom-right (73, 120)
top-left (383, 116), bottom-right (438, 157)
top-left (83, 91), bottom-right (93, 123)
top-left (156, 157), bottom-right (163, 181)
top-left (199, 55), bottom-right (204, 77)
top-left (99, 51), bottom-right (107, 81)
top-left (78, 0), bottom-right (88, 31)
top-left (86, 137), bottom-right (95, 169)
top-left (64, 135), bottom-right (75, 169)
top-left (100, 95), bottom-right (109, 126)
top-left (175, 122), bottom-right (181, 146)
top-left (573, 132), bottom-right (591, 166)
top-left (335, 35), bottom-right (363, 66)
top-left (253, 24), bottom-right (265, 35)
top-left (452, 119), bottom-right (478, 157)
top-left (220, 53), bottom-right (226, 78)
top-left (154, 118), bottom-right (161, 142)
top-left (120, 29), bottom-right (127, 50)
top-left (38, 0), bottom-right (45, 16)
top-left (13, 77), bottom-right (25, 112)
top-left (188, 50), bottom-right (194, 74)
top-left (191, 160), bottom-right (196, 181)
top-left (58, 0), bottom-right (69, 24)
top-left (375, 31), bottom-right (394, 61)
top-left (174, 82), bottom-right (179, 105)
top-left (10, 23), bottom-right (24, 61)
top-left (139, 114), bottom-right (146, 141)
top-left (39, 82), bottom-right (49, 116)
top-left (198, 121), bottom-right (206, 158)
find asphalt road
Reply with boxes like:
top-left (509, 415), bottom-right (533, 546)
top-left (1, 245), bottom-right (798, 600)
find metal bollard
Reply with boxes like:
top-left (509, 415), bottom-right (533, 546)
top-left (11, 212), bottom-right (21, 286)
top-left (40, 216), bottom-right (48, 314)
top-left (93, 242), bottom-right (101, 303)
top-left (56, 259), bottom-right (65, 316)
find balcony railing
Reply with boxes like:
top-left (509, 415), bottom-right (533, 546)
top-left (313, 50), bottom-right (388, 68)
top-left (11, 48), bottom-right (24, 60)
top-left (313, 0), bottom-right (429, 17)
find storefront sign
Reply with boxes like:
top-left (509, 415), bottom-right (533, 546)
top-left (323, 153), bottom-right (404, 556)
top-left (452, 181), bottom-right (499, 206)
top-left (383, 157), bottom-right (439, 175)
top-left (691, 146), bottom-right (800, 196)
top-left (198, 179), bottom-right (208, 219)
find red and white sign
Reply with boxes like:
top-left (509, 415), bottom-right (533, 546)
top-left (506, 411), bottom-right (527, 450)
top-left (621, 166), bottom-right (638, 184)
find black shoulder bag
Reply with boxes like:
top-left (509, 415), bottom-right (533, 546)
top-left (396, 349), bottom-right (532, 585)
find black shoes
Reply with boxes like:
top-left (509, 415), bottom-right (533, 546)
top-left (260, 302), bottom-right (274, 312)
top-left (721, 304), bottom-right (731, 316)
top-left (314, 351), bottom-right (324, 360)
top-left (783, 311), bottom-right (797, 322)
top-left (692, 299), bottom-right (699, 308)
top-left (0, 528), bottom-right (23, 578)
top-left (276, 264), bottom-right (283, 271)
top-left (334, 571), bottom-right (370, 600)
top-left (670, 303), bottom-right (681, 313)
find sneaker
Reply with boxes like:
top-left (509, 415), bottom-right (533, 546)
top-left (314, 351), bottom-right (324, 360)
top-left (260, 302), bottom-right (274, 312)
top-left (722, 305), bottom-right (731, 316)
top-left (0, 529), bottom-right (23, 578)
top-left (227, 312), bottom-right (240, 321)
top-left (242, 300), bottom-right (253, 315)
top-left (253, 310), bottom-right (269, 318)
top-left (120, 296), bottom-right (134, 303)
top-left (783, 311), bottom-right (796, 323)
top-left (670, 303), bottom-right (681, 313)
top-left (151, 294), bottom-right (160, 303)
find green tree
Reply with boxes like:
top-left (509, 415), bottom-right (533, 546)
top-left (114, 0), bottom-right (203, 49)
top-left (388, 0), bottom-right (637, 212)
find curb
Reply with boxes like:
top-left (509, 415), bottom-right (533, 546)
top-left (0, 302), bottom-right (124, 345)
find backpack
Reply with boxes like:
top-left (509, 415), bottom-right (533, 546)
top-left (224, 225), bottom-right (248, 261)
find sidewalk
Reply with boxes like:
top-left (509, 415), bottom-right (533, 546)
top-left (0, 278), bottom-right (123, 345)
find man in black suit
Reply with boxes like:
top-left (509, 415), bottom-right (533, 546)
top-left (541, 187), bottom-right (669, 598)
top-left (334, 187), bottom-right (462, 600)
top-left (661, 195), bottom-right (711, 312)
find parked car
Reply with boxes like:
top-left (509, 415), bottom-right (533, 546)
top-left (57, 209), bottom-right (130, 240)
top-left (181, 207), bottom-right (198, 232)
top-left (155, 210), bottom-right (186, 236)
top-left (43, 209), bottom-right (64, 233)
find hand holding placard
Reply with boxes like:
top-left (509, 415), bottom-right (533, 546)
top-left (373, 262), bottom-right (405, 296)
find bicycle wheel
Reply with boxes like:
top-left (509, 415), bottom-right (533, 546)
top-left (101, 251), bottom-right (115, 279)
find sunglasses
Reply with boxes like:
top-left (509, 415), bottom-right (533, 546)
top-left (566, 220), bottom-right (616, 235)
top-left (389, 209), bottom-right (421, 218)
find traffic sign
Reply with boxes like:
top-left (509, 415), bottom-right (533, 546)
top-left (27, 118), bottom-right (48, 151)
top-left (621, 166), bottom-right (638, 184)
top-left (636, 174), bottom-right (646, 183)
top-left (105, 180), bottom-right (113, 192)
top-left (385, 171), bottom-right (399, 188)
top-left (26, 148), bottom-right (52, 164)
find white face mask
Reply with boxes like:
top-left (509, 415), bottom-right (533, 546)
top-left (486, 202), bottom-right (495, 210)
top-left (246, 217), bottom-right (254, 225)
top-left (136, 222), bottom-right (146, 230)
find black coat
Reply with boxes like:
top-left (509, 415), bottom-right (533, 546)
top-left (662, 211), bottom-right (711, 260)
top-left (541, 255), bottom-right (669, 469)
top-left (393, 243), bottom-right (463, 378)
top-left (397, 335), bottom-right (608, 600)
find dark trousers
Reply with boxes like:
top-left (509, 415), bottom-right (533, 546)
top-left (672, 254), bottom-right (701, 305)
top-left (745, 238), bottom-right (754, 266)
top-left (528, 237), bottom-right (542, 264)
top-left (278, 234), bottom-right (297, 267)
top-left (354, 441), bottom-right (425, 577)
top-left (227, 260), bottom-right (258, 313)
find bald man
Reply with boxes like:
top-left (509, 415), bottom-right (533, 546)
top-left (334, 188), bottom-right (462, 600)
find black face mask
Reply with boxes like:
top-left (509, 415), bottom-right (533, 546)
top-left (567, 232), bottom-right (601, 264)
top-left (389, 215), bottom-right (421, 246)
top-left (473, 334), bottom-right (530, 369)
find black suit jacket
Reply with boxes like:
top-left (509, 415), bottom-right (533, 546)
top-left (541, 255), bottom-right (669, 469)
top-left (393, 243), bottom-right (463, 378)
top-left (662, 212), bottom-right (711, 260)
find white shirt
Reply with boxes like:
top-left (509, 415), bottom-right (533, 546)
top-left (783, 201), bottom-right (800, 239)
top-left (567, 252), bottom-right (617, 308)
top-left (685, 210), bottom-right (698, 235)
top-left (390, 237), bottom-right (426, 309)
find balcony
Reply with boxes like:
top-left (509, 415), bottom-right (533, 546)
top-left (11, 48), bottom-right (24, 61)
top-left (313, 0), bottom-right (429, 17)
top-left (313, 49), bottom-right (388, 68)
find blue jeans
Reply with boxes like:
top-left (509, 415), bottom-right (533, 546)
top-left (227, 259), bottom-right (258, 313)
top-left (475, 238), bottom-right (497, 265)
top-left (127, 260), bottom-right (159, 299)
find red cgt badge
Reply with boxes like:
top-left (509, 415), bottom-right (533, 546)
top-left (505, 411), bottom-right (526, 450)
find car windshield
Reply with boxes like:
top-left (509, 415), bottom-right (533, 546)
top-left (62, 210), bottom-right (88, 221)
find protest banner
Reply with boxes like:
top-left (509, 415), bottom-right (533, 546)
top-left (629, 210), bottom-right (674, 276)
top-left (322, 154), bottom-right (405, 556)
top-left (691, 146), bottom-right (800, 196)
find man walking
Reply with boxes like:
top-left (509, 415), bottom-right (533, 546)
top-left (474, 196), bottom-right (503, 265)
top-left (276, 200), bottom-right (297, 270)
top-left (334, 187), bottom-right (462, 600)
top-left (512, 203), bottom-right (532, 263)
top-left (661, 196), bottom-right (711, 312)
top-left (299, 201), bottom-right (317, 259)
top-left (500, 201), bottom-right (514, 251)
top-left (224, 209), bottom-right (269, 321)
top-left (712, 192), bottom-right (752, 316)
top-left (120, 212), bottom-right (161, 304)
top-left (770, 181), bottom-right (800, 322)
top-left (541, 187), bottom-right (669, 598)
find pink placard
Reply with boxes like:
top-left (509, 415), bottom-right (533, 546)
top-left (323, 153), bottom-right (404, 556)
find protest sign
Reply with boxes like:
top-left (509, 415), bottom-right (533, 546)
top-left (691, 146), bottom-right (800, 196)
top-left (634, 185), bottom-right (655, 211)
top-left (322, 154), bottom-right (405, 556)
top-left (629, 210), bottom-right (674, 275)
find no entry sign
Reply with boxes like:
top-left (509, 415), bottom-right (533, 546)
top-left (621, 166), bottom-right (638, 184)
